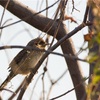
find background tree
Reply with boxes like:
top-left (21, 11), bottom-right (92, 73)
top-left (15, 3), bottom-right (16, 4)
top-left (87, 0), bottom-right (100, 100)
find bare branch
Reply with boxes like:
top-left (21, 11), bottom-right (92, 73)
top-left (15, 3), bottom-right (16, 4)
top-left (50, 76), bottom-right (91, 100)
top-left (47, 70), bottom-right (67, 99)
top-left (83, 4), bottom-right (90, 23)
top-left (0, 45), bottom-right (86, 62)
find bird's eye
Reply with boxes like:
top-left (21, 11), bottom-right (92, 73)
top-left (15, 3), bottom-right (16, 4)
top-left (35, 43), bottom-right (38, 45)
top-left (39, 41), bottom-right (44, 45)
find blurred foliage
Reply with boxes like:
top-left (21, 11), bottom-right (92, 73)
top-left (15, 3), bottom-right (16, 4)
top-left (86, 1), bottom-right (100, 100)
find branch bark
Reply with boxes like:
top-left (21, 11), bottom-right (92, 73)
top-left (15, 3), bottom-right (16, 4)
top-left (0, 0), bottom-right (86, 100)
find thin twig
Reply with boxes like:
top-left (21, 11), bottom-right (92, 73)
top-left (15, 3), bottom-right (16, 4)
top-left (0, 88), bottom-right (16, 94)
top-left (30, 74), bottom-right (43, 100)
top-left (71, 0), bottom-right (80, 13)
top-left (47, 70), bottom-right (67, 99)
top-left (0, 0), bottom-right (10, 26)
top-left (83, 4), bottom-right (90, 23)
top-left (49, 76), bottom-right (91, 100)
top-left (41, 73), bottom-right (45, 100)
top-left (8, 78), bottom-right (25, 100)
top-left (0, 45), bottom-right (87, 62)
top-left (0, 0), bottom-right (10, 38)
top-left (50, 0), bottom-right (67, 48)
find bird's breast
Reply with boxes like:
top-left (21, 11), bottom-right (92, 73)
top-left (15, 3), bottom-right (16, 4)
top-left (28, 51), bottom-right (43, 68)
top-left (10, 51), bottom-right (44, 75)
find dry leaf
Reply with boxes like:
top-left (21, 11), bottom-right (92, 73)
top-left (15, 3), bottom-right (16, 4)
top-left (64, 15), bottom-right (77, 23)
top-left (84, 32), bottom-right (94, 42)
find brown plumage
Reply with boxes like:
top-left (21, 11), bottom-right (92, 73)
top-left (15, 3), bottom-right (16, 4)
top-left (0, 38), bottom-right (47, 89)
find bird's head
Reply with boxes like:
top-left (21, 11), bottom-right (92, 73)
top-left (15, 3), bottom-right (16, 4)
top-left (27, 38), bottom-right (48, 49)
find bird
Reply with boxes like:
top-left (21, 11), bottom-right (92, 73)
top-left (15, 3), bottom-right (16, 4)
top-left (0, 38), bottom-right (47, 90)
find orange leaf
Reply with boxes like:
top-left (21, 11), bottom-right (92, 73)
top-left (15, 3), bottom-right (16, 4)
top-left (64, 15), bottom-right (77, 23)
top-left (84, 32), bottom-right (94, 42)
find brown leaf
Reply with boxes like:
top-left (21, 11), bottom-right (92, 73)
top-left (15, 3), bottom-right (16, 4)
top-left (84, 32), bottom-right (94, 42)
top-left (64, 15), bottom-right (77, 23)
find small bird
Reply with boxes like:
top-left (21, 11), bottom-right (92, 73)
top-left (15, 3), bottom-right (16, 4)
top-left (0, 38), bottom-right (47, 89)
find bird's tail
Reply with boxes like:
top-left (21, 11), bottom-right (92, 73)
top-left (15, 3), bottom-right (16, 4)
top-left (0, 72), bottom-right (15, 90)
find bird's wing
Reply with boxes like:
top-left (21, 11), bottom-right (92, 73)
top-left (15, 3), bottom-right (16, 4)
top-left (9, 49), bottom-right (29, 69)
top-left (9, 45), bottom-right (38, 71)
